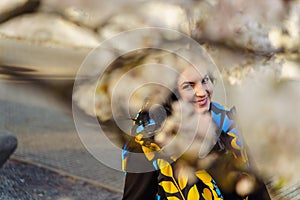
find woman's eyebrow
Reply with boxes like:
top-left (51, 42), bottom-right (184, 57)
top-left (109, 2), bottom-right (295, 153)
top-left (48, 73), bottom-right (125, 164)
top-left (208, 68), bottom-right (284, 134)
top-left (180, 81), bottom-right (194, 86)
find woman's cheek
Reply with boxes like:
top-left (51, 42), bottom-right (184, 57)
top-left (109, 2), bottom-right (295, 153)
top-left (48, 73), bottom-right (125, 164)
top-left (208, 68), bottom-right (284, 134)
top-left (179, 90), bottom-right (195, 102)
top-left (206, 83), bottom-right (214, 98)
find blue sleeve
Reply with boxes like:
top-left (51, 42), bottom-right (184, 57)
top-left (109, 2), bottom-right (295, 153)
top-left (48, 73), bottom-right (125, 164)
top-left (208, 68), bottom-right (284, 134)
top-left (221, 107), bottom-right (249, 165)
top-left (211, 102), bottom-right (248, 165)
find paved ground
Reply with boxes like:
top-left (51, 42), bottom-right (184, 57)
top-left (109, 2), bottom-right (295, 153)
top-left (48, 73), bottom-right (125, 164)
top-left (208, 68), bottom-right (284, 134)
top-left (0, 160), bottom-right (122, 200)
top-left (0, 80), bottom-right (125, 199)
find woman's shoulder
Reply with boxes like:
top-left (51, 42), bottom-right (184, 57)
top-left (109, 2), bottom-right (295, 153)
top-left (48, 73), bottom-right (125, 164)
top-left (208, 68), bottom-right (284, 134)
top-left (211, 102), bottom-right (235, 113)
top-left (210, 102), bottom-right (237, 130)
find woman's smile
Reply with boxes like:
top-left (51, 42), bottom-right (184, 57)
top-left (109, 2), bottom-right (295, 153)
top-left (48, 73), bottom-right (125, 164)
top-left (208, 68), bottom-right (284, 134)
top-left (194, 97), bottom-right (209, 107)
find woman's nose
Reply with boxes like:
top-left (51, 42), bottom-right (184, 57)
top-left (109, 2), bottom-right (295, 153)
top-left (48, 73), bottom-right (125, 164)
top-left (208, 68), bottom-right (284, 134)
top-left (194, 83), bottom-right (206, 97)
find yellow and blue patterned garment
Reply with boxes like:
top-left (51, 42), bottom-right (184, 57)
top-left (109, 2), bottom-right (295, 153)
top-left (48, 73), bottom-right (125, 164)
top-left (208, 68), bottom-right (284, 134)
top-left (122, 102), bottom-right (249, 200)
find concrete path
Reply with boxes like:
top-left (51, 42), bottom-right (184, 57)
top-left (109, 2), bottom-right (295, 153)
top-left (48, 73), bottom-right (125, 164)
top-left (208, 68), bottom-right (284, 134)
top-left (0, 80), bottom-right (125, 195)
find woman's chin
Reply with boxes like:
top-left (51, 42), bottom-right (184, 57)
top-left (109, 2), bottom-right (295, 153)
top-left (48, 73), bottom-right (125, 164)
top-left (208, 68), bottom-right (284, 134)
top-left (194, 102), bottom-right (210, 114)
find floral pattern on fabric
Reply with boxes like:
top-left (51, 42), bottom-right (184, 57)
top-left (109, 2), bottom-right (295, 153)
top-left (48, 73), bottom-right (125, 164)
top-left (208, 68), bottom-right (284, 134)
top-left (154, 158), bottom-right (223, 200)
top-left (122, 102), bottom-right (250, 200)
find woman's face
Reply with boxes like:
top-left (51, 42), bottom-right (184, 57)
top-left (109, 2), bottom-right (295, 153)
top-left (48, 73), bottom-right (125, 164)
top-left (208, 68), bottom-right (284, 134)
top-left (177, 67), bottom-right (213, 114)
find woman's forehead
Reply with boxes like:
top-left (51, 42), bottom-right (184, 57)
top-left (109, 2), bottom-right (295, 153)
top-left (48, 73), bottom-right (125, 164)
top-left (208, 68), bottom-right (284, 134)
top-left (178, 66), bottom-right (207, 82)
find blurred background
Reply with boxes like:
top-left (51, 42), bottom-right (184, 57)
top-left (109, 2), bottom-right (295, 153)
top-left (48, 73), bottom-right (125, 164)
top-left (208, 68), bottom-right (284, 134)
top-left (0, 0), bottom-right (300, 199)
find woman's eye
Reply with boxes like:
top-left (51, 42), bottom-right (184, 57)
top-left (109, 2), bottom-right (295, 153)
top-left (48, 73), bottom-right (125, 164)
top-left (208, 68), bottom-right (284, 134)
top-left (182, 83), bottom-right (194, 90)
top-left (202, 76), bottom-right (210, 84)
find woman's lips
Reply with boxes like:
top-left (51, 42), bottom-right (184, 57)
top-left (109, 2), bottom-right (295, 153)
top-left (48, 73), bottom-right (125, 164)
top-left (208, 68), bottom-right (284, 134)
top-left (194, 98), bottom-right (208, 107)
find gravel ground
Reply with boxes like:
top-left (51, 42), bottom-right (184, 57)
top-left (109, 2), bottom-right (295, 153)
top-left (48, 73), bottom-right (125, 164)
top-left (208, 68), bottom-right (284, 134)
top-left (0, 160), bottom-right (122, 200)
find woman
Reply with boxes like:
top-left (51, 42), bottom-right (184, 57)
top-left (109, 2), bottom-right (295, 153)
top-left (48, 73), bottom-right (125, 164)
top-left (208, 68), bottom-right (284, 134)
top-left (122, 62), bottom-right (270, 200)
